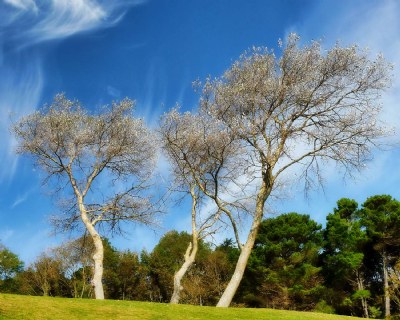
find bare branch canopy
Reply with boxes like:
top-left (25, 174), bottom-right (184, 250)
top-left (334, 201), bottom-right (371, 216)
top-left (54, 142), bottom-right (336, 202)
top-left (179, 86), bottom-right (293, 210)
top-left (198, 34), bottom-right (393, 307)
top-left (13, 94), bottom-right (159, 299)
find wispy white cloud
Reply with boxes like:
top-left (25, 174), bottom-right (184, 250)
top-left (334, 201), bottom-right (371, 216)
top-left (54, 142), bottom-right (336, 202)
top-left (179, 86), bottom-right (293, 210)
top-left (138, 59), bottom-right (168, 127)
top-left (281, 0), bottom-right (400, 219)
top-left (0, 0), bottom-right (146, 182)
top-left (2, 0), bottom-right (146, 48)
top-left (0, 229), bottom-right (15, 243)
top-left (107, 85), bottom-right (121, 98)
top-left (294, 0), bottom-right (400, 133)
top-left (0, 53), bottom-right (43, 182)
top-left (4, 0), bottom-right (37, 11)
top-left (23, 0), bottom-right (108, 45)
top-left (10, 188), bottom-right (34, 208)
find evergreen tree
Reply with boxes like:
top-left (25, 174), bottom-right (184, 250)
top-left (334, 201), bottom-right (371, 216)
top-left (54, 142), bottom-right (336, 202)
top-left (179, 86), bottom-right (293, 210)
top-left (244, 213), bottom-right (323, 310)
top-left (323, 198), bottom-right (369, 317)
top-left (359, 195), bottom-right (400, 319)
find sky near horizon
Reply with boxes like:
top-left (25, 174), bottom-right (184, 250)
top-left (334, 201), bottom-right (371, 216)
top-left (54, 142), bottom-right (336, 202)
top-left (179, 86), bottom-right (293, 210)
top-left (1, 0), bottom-right (400, 264)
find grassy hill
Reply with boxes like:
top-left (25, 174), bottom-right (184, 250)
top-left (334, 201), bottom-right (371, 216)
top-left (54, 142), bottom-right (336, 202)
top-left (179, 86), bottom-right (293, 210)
top-left (0, 294), bottom-right (363, 320)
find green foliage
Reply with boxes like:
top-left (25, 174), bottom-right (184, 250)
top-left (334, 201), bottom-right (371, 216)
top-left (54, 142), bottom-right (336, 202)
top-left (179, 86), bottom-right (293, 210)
top-left (359, 195), bottom-right (400, 249)
top-left (368, 306), bottom-right (382, 319)
top-left (5, 194), bottom-right (400, 316)
top-left (351, 289), bottom-right (370, 301)
top-left (314, 300), bottom-right (335, 314)
top-left (0, 245), bottom-right (24, 280)
top-left (148, 231), bottom-right (211, 302)
top-left (358, 195), bottom-right (400, 318)
top-left (0, 245), bottom-right (24, 294)
top-left (104, 246), bottom-right (151, 301)
top-left (16, 254), bottom-right (69, 297)
top-left (243, 213), bottom-right (323, 310)
top-left (321, 198), bottom-right (369, 315)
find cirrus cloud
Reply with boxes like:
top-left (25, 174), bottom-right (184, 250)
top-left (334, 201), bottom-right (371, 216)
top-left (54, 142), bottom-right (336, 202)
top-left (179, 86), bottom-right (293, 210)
top-left (0, 0), bottom-right (146, 182)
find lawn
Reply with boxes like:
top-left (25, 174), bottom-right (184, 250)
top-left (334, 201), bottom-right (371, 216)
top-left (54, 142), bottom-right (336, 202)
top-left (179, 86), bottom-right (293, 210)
top-left (0, 294), bottom-right (363, 320)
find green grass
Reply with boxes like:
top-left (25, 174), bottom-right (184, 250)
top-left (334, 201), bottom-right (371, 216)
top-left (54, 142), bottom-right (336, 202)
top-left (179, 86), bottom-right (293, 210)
top-left (0, 294), bottom-right (363, 320)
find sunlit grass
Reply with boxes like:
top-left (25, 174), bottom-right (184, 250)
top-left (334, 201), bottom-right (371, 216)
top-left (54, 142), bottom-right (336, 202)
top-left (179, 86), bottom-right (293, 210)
top-left (0, 293), bottom-right (363, 320)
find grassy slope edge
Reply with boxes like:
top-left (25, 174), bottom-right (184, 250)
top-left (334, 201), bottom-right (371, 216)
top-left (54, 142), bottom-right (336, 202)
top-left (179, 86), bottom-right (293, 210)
top-left (0, 294), bottom-right (363, 320)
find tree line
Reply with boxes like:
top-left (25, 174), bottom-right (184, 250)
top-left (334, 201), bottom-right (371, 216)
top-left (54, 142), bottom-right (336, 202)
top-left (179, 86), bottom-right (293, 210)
top-left (1, 194), bottom-right (400, 318)
top-left (6, 33), bottom-right (394, 316)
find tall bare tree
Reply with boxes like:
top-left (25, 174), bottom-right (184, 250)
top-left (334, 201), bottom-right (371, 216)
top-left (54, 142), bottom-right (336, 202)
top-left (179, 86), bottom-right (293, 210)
top-left (199, 34), bottom-right (392, 307)
top-left (13, 94), bottom-right (158, 299)
top-left (160, 110), bottom-right (244, 304)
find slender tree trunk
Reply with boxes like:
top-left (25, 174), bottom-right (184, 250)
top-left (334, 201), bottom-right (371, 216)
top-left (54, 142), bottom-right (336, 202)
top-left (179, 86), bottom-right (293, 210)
top-left (77, 196), bottom-right (105, 300)
top-left (80, 268), bottom-right (87, 298)
top-left (217, 178), bottom-right (271, 307)
top-left (170, 186), bottom-right (199, 304)
top-left (170, 240), bottom-right (198, 304)
top-left (383, 252), bottom-right (390, 319)
top-left (91, 233), bottom-right (105, 299)
top-left (355, 270), bottom-right (369, 318)
top-left (42, 282), bottom-right (49, 297)
top-left (361, 296), bottom-right (369, 318)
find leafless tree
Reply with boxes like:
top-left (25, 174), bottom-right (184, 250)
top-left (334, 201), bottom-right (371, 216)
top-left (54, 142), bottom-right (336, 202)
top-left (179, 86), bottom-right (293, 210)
top-left (160, 110), bottom-right (245, 304)
top-left (13, 94), bottom-right (159, 299)
top-left (51, 236), bottom-right (95, 298)
top-left (24, 253), bottom-right (64, 297)
top-left (199, 34), bottom-right (392, 307)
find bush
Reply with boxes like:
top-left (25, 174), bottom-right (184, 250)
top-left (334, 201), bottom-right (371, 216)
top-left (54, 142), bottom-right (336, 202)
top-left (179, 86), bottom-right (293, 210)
top-left (314, 300), bottom-right (335, 314)
top-left (242, 293), bottom-right (266, 308)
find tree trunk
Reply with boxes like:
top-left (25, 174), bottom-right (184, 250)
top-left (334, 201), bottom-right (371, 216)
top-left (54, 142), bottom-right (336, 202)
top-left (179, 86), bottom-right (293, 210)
top-left (361, 297), bottom-right (369, 318)
top-left (383, 252), bottom-right (390, 319)
top-left (77, 196), bottom-right (105, 300)
top-left (80, 268), bottom-right (88, 298)
top-left (91, 233), bottom-right (105, 300)
top-left (170, 241), bottom-right (198, 304)
top-left (216, 178), bottom-right (270, 307)
top-left (170, 187), bottom-right (199, 304)
top-left (355, 270), bottom-right (369, 318)
top-left (42, 282), bottom-right (49, 297)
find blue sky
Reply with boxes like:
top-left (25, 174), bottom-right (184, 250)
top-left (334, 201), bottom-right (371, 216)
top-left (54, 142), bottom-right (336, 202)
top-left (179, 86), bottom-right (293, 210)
top-left (1, 0), bottom-right (399, 264)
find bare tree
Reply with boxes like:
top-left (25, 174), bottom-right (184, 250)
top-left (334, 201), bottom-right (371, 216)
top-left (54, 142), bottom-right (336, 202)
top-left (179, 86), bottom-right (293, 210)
top-left (160, 110), bottom-right (244, 304)
top-left (24, 253), bottom-right (65, 297)
top-left (13, 94), bottom-right (159, 299)
top-left (51, 236), bottom-right (95, 298)
top-left (199, 34), bottom-right (392, 307)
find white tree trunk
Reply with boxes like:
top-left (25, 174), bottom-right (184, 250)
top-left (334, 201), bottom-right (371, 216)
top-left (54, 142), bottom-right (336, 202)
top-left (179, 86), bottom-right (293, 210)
top-left (216, 236), bottom-right (255, 307)
top-left (170, 187), bottom-right (199, 304)
top-left (355, 270), bottom-right (369, 318)
top-left (77, 196), bottom-right (105, 300)
top-left (217, 179), bottom-right (270, 307)
top-left (170, 241), bottom-right (198, 304)
top-left (383, 252), bottom-right (390, 319)
top-left (91, 233), bottom-right (105, 300)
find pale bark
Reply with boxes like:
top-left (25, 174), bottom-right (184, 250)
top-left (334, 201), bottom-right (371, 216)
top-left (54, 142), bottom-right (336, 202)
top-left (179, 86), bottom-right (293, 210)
top-left (79, 202), bottom-right (104, 299)
top-left (216, 235), bottom-right (254, 307)
top-left (91, 234), bottom-right (105, 300)
top-left (355, 270), bottom-right (369, 318)
top-left (76, 190), bottom-right (105, 299)
top-left (41, 282), bottom-right (50, 297)
top-left (170, 186), bottom-right (199, 304)
top-left (203, 35), bottom-right (390, 308)
top-left (383, 252), bottom-right (390, 319)
top-left (170, 241), bottom-right (198, 304)
top-left (13, 95), bottom-right (158, 301)
top-left (217, 178), bottom-right (271, 307)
